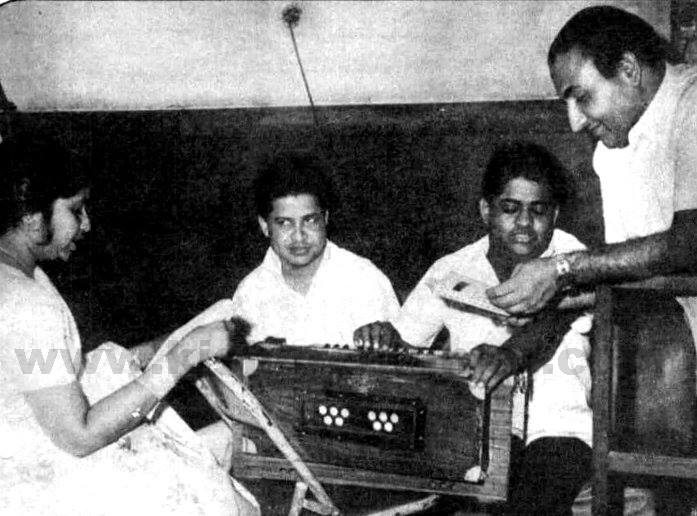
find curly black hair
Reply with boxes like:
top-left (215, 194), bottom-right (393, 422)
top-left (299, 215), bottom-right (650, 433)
top-left (253, 151), bottom-right (336, 219)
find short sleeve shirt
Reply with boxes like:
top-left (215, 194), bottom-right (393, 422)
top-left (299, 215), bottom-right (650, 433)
top-left (594, 63), bottom-right (697, 242)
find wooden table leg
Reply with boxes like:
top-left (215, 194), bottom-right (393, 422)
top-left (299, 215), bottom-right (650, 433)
top-left (592, 286), bottom-right (615, 516)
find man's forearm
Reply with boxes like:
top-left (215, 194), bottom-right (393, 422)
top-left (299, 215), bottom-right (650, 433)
top-left (565, 209), bottom-right (697, 285)
top-left (566, 232), bottom-right (667, 285)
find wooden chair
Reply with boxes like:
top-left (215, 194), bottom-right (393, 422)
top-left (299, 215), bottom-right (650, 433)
top-left (592, 277), bottom-right (697, 514)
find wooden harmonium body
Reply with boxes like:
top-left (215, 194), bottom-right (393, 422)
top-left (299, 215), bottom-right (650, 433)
top-left (225, 344), bottom-right (514, 501)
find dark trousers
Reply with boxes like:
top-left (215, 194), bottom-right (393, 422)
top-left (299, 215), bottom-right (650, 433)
top-left (506, 436), bottom-right (591, 516)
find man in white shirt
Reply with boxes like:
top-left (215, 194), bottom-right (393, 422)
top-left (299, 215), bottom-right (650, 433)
top-left (356, 142), bottom-right (596, 515)
top-left (231, 151), bottom-right (400, 346)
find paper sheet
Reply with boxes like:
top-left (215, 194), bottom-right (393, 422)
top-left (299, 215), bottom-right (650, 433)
top-left (431, 272), bottom-right (508, 318)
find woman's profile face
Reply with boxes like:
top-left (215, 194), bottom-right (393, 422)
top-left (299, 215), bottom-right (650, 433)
top-left (36, 188), bottom-right (91, 262)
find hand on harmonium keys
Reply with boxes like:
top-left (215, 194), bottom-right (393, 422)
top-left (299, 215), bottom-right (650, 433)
top-left (353, 321), bottom-right (409, 351)
top-left (466, 343), bottom-right (520, 390)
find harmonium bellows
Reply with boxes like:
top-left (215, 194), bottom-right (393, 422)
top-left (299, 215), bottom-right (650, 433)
top-left (217, 343), bottom-right (514, 501)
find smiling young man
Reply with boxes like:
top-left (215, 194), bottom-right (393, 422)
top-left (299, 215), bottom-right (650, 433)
top-left (230, 151), bottom-right (400, 346)
top-left (356, 142), bottom-right (597, 515)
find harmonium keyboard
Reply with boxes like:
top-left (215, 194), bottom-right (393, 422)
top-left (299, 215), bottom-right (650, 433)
top-left (208, 342), bottom-right (514, 502)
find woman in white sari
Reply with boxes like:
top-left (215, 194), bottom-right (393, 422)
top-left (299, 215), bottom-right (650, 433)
top-left (0, 138), bottom-right (259, 516)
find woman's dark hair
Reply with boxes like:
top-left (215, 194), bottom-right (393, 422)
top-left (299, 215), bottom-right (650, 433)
top-left (253, 151), bottom-right (337, 219)
top-left (548, 5), bottom-right (671, 78)
top-left (482, 142), bottom-right (569, 206)
top-left (0, 137), bottom-right (88, 234)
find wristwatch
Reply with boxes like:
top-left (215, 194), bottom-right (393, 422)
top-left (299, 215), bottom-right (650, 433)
top-left (553, 254), bottom-right (573, 287)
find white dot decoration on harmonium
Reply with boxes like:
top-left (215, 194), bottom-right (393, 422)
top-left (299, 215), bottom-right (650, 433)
top-left (318, 404), bottom-right (351, 427)
top-left (316, 404), bottom-right (400, 432)
top-left (367, 409), bottom-right (400, 433)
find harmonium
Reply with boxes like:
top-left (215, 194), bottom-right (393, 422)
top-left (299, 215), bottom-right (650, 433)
top-left (202, 342), bottom-right (515, 503)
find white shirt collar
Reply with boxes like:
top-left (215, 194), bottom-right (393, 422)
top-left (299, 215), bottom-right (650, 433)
top-left (626, 63), bottom-right (680, 146)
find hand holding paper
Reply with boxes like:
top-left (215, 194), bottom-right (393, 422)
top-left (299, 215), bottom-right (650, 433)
top-left (430, 272), bottom-right (509, 319)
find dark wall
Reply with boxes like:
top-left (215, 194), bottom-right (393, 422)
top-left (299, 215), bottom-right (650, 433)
top-left (4, 101), bottom-right (601, 349)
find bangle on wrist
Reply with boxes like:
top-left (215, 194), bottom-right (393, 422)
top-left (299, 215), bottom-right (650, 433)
top-left (128, 381), bottom-right (161, 424)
